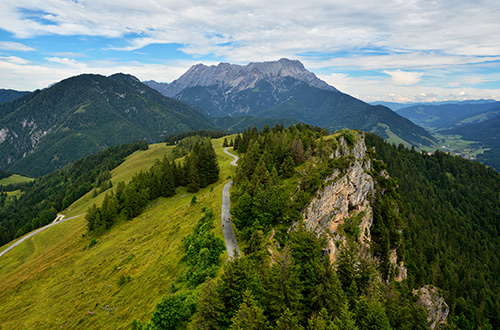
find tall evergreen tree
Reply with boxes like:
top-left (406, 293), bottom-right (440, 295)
top-left (275, 308), bottom-right (304, 330)
top-left (266, 247), bottom-right (303, 321)
top-left (229, 290), bottom-right (268, 330)
top-left (190, 279), bottom-right (225, 330)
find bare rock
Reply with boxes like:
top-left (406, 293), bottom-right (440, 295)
top-left (303, 132), bottom-right (374, 263)
top-left (413, 285), bottom-right (449, 329)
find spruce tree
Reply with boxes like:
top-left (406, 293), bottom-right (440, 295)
top-left (229, 290), bottom-right (268, 330)
top-left (280, 154), bottom-right (295, 178)
top-left (266, 247), bottom-right (302, 322)
top-left (274, 308), bottom-right (303, 330)
top-left (190, 279), bottom-right (224, 330)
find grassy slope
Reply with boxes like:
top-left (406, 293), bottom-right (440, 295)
top-left (0, 174), bottom-right (33, 185)
top-left (0, 137), bottom-right (235, 329)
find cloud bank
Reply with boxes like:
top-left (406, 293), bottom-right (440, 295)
top-left (0, 0), bottom-right (499, 102)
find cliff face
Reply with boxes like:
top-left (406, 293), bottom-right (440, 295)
top-left (413, 285), bottom-right (449, 329)
top-left (303, 133), bottom-right (374, 263)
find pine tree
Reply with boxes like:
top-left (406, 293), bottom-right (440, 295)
top-left (280, 154), bottom-right (295, 178)
top-left (331, 301), bottom-right (358, 330)
top-left (275, 308), bottom-right (303, 330)
top-left (223, 138), bottom-right (229, 147)
top-left (291, 139), bottom-right (305, 165)
top-left (187, 159), bottom-right (201, 193)
top-left (229, 290), bottom-right (268, 330)
top-left (354, 296), bottom-right (392, 330)
top-left (190, 279), bottom-right (224, 330)
top-left (85, 204), bottom-right (99, 231)
top-left (101, 192), bottom-right (118, 229)
top-left (307, 308), bottom-right (333, 330)
top-left (266, 247), bottom-right (303, 321)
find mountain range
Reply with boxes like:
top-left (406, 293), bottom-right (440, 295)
top-left (0, 58), bottom-right (437, 177)
top-left (394, 101), bottom-right (500, 129)
top-left (145, 58), bottom-right (436, 147)
top-left (371, 99), bottom-right (498, 112)
top-left (0, 73), bottom-right (214, 176)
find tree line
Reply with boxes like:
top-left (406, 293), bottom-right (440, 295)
top-left (86, 138), bottom-right (219, 232)
top-left (0, 141), bottom-right (148, 246)
top-left (165, 130), bottom-right (227, 145)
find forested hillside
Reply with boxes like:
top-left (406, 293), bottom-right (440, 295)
top-left (0, 142), bottom-right (147, 246)
top-left (366, 133), bottom-right (500, 329)
top-left (0, 73), bottom-right (214, 176)
top-left (134, 125), bottom-right (430, 330)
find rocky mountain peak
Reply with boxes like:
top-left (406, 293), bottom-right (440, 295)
top-left (153, 58), bottom-right (338, 97)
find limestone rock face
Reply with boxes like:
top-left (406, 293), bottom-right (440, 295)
top-left (390, 248), bottom-right (408, 282)
top-left (148, 58), bottom-right (338, 97)
top-left (413, 285), bottom-right (449, 329)
top-left (303, 133), bottom-right (374, 263)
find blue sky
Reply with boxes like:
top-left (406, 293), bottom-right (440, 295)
top-left (0, 0), bottom-right (499, 103)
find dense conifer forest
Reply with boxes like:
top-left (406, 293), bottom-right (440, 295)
top-left (0, 142), bottom-right (148, 246)
top-left (366, 133), bottom-right (500, 329)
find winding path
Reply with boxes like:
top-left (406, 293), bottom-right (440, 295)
top-left (221, 147), bottom-right (241, 259)
top-left (0, 214), bottom-right (81, 258)
top-left (1, 148), bottom-right (241, 260)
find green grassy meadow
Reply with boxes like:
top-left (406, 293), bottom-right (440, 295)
top-left (0, 174), bottom-right (34, 186)
top-left (0, 137), bottom-right (236, 329)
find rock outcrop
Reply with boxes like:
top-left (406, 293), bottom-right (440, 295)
top-left (413, 285), bottom-right (449, 329)
top-left (145, 58), bottom-right (338, 97)
top-left (303, 132), bottom-right (374, 263)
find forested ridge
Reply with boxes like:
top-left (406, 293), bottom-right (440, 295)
top-left (366, 133), bottom-right (500, 329)
top-left (0, 142), bottom-right (147, 246)
top-left (133, 125), bottom-right (429, 330)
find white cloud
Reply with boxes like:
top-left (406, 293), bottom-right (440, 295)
top-left (0, 0), bottom-right (499, 101)
top-left (1, 0), bottom-right (499, 60)
top-left (383, 70), bottom-right (423, 85)
top-left (0, 41), bottom-right (35, 51)
top-left (0, 56), bottom-right (30, 65)
top-left (0, 55), bottom-right (204, 90)
top-left (318, 72), bottom-right (500, 103)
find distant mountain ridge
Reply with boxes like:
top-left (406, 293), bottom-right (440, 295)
top-left (145, 59), bottom-right (436, 147)
top-left (145, 58), bottom-right (337, 98)
top-left (442, 106), bottom-right (500, 171)
top-left (371, 99), bottom-right (498, 111)
top-left (0, 73), bottom-right (214, 176)
top-left (395, 101), bottom-right (500, 129)
top-left (0, 89), bottom-right (30, 103)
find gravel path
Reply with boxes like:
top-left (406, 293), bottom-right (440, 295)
top-left (221, 147), bottom-right (241, 259)
top-left (0, 214), bottom-right (81, 258)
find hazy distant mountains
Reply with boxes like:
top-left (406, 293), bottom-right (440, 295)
top-left (441, 103), bottom-right (500, 171)
top-left (0, 89), bottom-right (30, 103)
top-left (394, 101), bottom-right (500, 129)
top-left (0, 73), bottom-right (214, 176)
top-left (145, 58), bottom-right (436, 147)
top-left (371, 99), bottom-right (498, 112)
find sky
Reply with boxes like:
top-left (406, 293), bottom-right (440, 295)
top-left (0, 0), bottom-right (499, 103)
